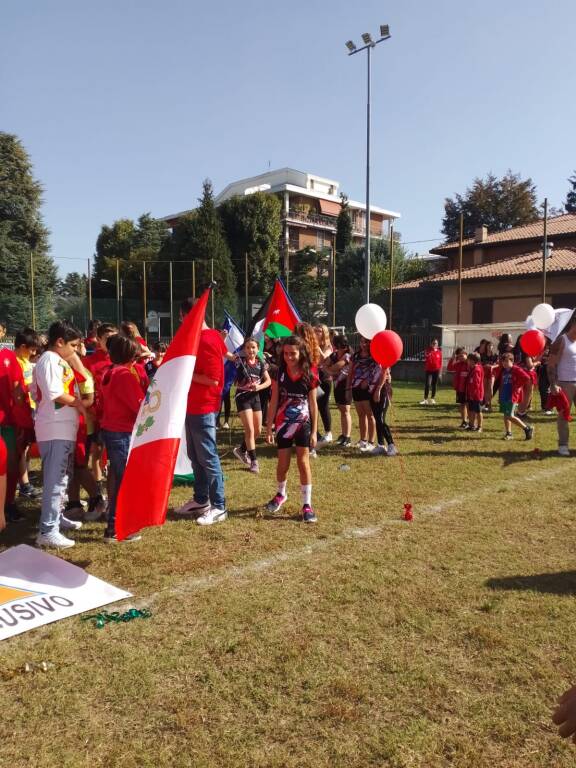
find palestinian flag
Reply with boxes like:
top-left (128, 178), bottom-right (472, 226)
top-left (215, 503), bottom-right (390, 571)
top-left (247, 279), bottom-right (300, 350)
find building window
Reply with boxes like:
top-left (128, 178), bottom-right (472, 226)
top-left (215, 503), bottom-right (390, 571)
top-left (471, 298), bottom-right (493, 324)
top-left (552, 294), bottom-right (576, 307)
top-left (289, 229), bottom-right (300, 251)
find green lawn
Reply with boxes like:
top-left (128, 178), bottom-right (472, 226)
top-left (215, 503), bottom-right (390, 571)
top-left (1, 382), bottom-right (576, 767)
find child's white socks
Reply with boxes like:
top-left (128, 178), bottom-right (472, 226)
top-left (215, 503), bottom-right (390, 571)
top-left (277, 480), bottom-right (287, 497)
top-left (300, 484), bottom-right (312, 506)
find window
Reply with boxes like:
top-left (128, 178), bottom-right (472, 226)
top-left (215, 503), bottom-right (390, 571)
top-left (471, 298), bottom-right (493, 324)
top-left (552, 294), bottom-right (576, 307)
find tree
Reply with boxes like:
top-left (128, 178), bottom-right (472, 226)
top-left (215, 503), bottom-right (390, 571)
top-left (57, 271), bottom-right (87, 299)
top-left (442, 170), bottom-right (539, 242)
top-left (166, 180), bottom-right (237, 322)
top-left (93, 214), bottom-right (170, 302)
top-left (0, 132), bottom-right (57, 330)
top-left (335, 194), bottom-right (353, 255)
top-left (290, 245), bottom-right (330, 321)
top-left (218, 192), bottom-right (281, 298)
top-left (565, 172), bottom-right (576, 214)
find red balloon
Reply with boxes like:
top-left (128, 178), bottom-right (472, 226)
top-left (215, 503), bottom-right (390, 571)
top-left (520, 329), bottom-right (546, 357)
top-left (370, 330), bottom-right (403, 367)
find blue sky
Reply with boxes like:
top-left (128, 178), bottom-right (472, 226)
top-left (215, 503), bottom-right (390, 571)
top-left (2, 0), bottom-right (575, 276)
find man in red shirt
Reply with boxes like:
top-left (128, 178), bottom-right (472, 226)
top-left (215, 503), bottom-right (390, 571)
top-left (178, 299), bottom-right (229, 526)
top-left (421, 338), bottom-right (442, 405)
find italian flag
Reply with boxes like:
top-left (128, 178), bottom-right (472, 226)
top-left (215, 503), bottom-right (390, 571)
top-left (115, 288), bottom-right (210, 540)
top-left (248, 279), bottom-right (300, 351)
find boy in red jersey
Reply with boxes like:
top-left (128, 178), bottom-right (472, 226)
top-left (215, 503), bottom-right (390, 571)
top-left (447, 347), bottom-right (469, 429)
top-left (465, 352), bottom-right (485, 432)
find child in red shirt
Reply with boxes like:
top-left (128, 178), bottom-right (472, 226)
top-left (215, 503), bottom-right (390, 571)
top-left (465, 352), bottom-right (485, 432)
top-left (493, 352), bottom-right (534, 440)
top-left (84, 323), bottom-right (118, 488)
top-left (517, 355), bottom-right (538, 418)
top-left (100, 335), bottom-right (148, 542)
top-left (447, 347), bottom-right (469, 429)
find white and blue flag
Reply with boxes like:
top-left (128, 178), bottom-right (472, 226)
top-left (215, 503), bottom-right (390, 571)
top-left (222, 313), bottom-right (245, 396)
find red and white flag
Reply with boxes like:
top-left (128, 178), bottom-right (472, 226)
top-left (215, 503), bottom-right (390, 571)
top-left (115, 288), bottom-right (210, 540)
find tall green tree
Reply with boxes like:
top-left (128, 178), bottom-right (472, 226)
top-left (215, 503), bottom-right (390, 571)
top-left (93, 214), bottom-right (169, 301)
top-left (0, 132), bottom-right (57, 330)
top-left (290, 245), bottom-right (330, 322)
top-left (565, 171), bottom-right (576, 214)
top-left (442, 170), bottom-right (539, 241)
top-left (335, 193), bottom-right (353, 254)
top-left (166, 180), bottom-right (237, 322)
top-left (218, 192), bottom-right (281, 297)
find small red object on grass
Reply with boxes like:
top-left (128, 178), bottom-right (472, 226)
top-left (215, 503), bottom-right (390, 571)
top-left (403, 503), bottom-right (413, 521)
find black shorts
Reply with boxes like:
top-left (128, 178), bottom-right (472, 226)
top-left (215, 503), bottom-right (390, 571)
top-left (468, 400), bottom-right (482, 413)
top-left (235, 391), bottom-right (261, 412)
top-left (276, 421), bottom-right (311, 449)
top-left (352, 386), bottom-right (371, 402)
top-left (334, 381), bottom-right (351, 406)
top-left (456, 391), bottom-right (467, 405)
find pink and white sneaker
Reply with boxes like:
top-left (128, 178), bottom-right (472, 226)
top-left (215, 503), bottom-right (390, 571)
top-left (265, 493), bottom-right (287, 513)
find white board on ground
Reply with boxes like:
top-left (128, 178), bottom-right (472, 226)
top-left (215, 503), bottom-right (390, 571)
top-left (0, 544), bottom-right (131, 641)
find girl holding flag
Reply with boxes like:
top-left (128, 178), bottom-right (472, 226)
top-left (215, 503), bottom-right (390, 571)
top-left (232, 337), bottom-right (271, 473)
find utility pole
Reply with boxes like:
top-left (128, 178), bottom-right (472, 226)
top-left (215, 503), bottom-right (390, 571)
top-left (542, 197), bottom-right (548, 303)
top-left (457, 214), bottom-right (463, 324)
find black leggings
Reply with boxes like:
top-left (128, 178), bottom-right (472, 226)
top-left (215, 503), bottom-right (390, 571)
top-left (218, 392), bottom-right (231, 424)
top-left (424, 371), bottom-right (439, 399)
top-left (260, 387), bottom-right (271, 425)
top-left (371, 395), bottom-right (394, 446)
top-left (317, 379), bottom-right (332, 435)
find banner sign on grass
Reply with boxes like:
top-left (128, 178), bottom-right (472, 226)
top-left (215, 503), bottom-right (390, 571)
top-left (0, 545), bottom-right (131, 641)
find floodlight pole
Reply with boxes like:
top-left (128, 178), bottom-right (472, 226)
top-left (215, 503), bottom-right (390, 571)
top-left (365, 43), bottom-right (371, 304)
top-left (542, 197), bottom-right (548, 303)
top-left (347, 29), bottom-right (391, 304)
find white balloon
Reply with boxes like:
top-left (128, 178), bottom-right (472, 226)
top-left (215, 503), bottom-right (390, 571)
top-left (532, 303), bottom-right (555, 329)
top-left (355, 303), bottom-right (387, 339)
top-left (525, 315), bottom-right (537, 330)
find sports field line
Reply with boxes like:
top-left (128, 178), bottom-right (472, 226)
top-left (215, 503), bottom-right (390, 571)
top-left (126, 459), bottom-right (571, 610)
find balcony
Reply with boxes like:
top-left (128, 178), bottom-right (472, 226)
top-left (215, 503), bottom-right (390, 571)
top-left (284, 208), bottom-right (337, 230)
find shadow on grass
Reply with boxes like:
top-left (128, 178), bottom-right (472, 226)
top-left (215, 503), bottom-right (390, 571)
top-left (486, 571), bottom-right (576, 596)
top-left (411, 448), bottom-right (561, 467)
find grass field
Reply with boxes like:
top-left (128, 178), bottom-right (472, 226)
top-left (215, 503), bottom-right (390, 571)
top-left (1, 382), bottom-right (576, 767)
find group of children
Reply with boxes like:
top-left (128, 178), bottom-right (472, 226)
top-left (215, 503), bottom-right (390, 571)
top-left (224, 324), bottom-right (398, 523)
top-left (0, 319), bottom-right (167, 546)
top-left (445, 334), bottom-right (539, 440)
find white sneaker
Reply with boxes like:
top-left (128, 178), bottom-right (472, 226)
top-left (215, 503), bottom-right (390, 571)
top-left (222, 422), bottom-right (230, 429)
top-left (84, 496), bottom-right (107, 522)
top-left (309, 448), bottom-right (317, 458)
top-left (323, 431), bottom-right (333, 443)
top-left (558, 445), bottom-right (570, 457)
top-left (360, 441), bottom-right (374, 452)
top-left (356, 439), bottom-right (368, 450)
top-left (370, 444), bottom-right (387, 456)
top-left (196, 507), bottom-right (228, 526)
top-left (429, 399), bottom-right (436, 405)
top-left (60, 515), bottom-right (83, 531)
top-left (233, 446), bottom-right (250, 466)
top-left (545, 410), bottom-right (554, 416)
top-left (104, 532), bottom-right (142, 544)
top-left (36, 530), bottom-right (75, 549)
top-left (387, 444), bottom-right (398, 457)
top-left (175, 498), bottom-right (210, 516)
top-left (419, 400), bottom-right (428, 405)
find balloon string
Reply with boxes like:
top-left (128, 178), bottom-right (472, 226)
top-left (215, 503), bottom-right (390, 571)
top-left (386, 399), bottom-right (414, 520)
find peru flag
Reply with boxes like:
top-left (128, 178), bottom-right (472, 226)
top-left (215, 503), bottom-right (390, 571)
top-left (115, 288), bottom-right (210, 540)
